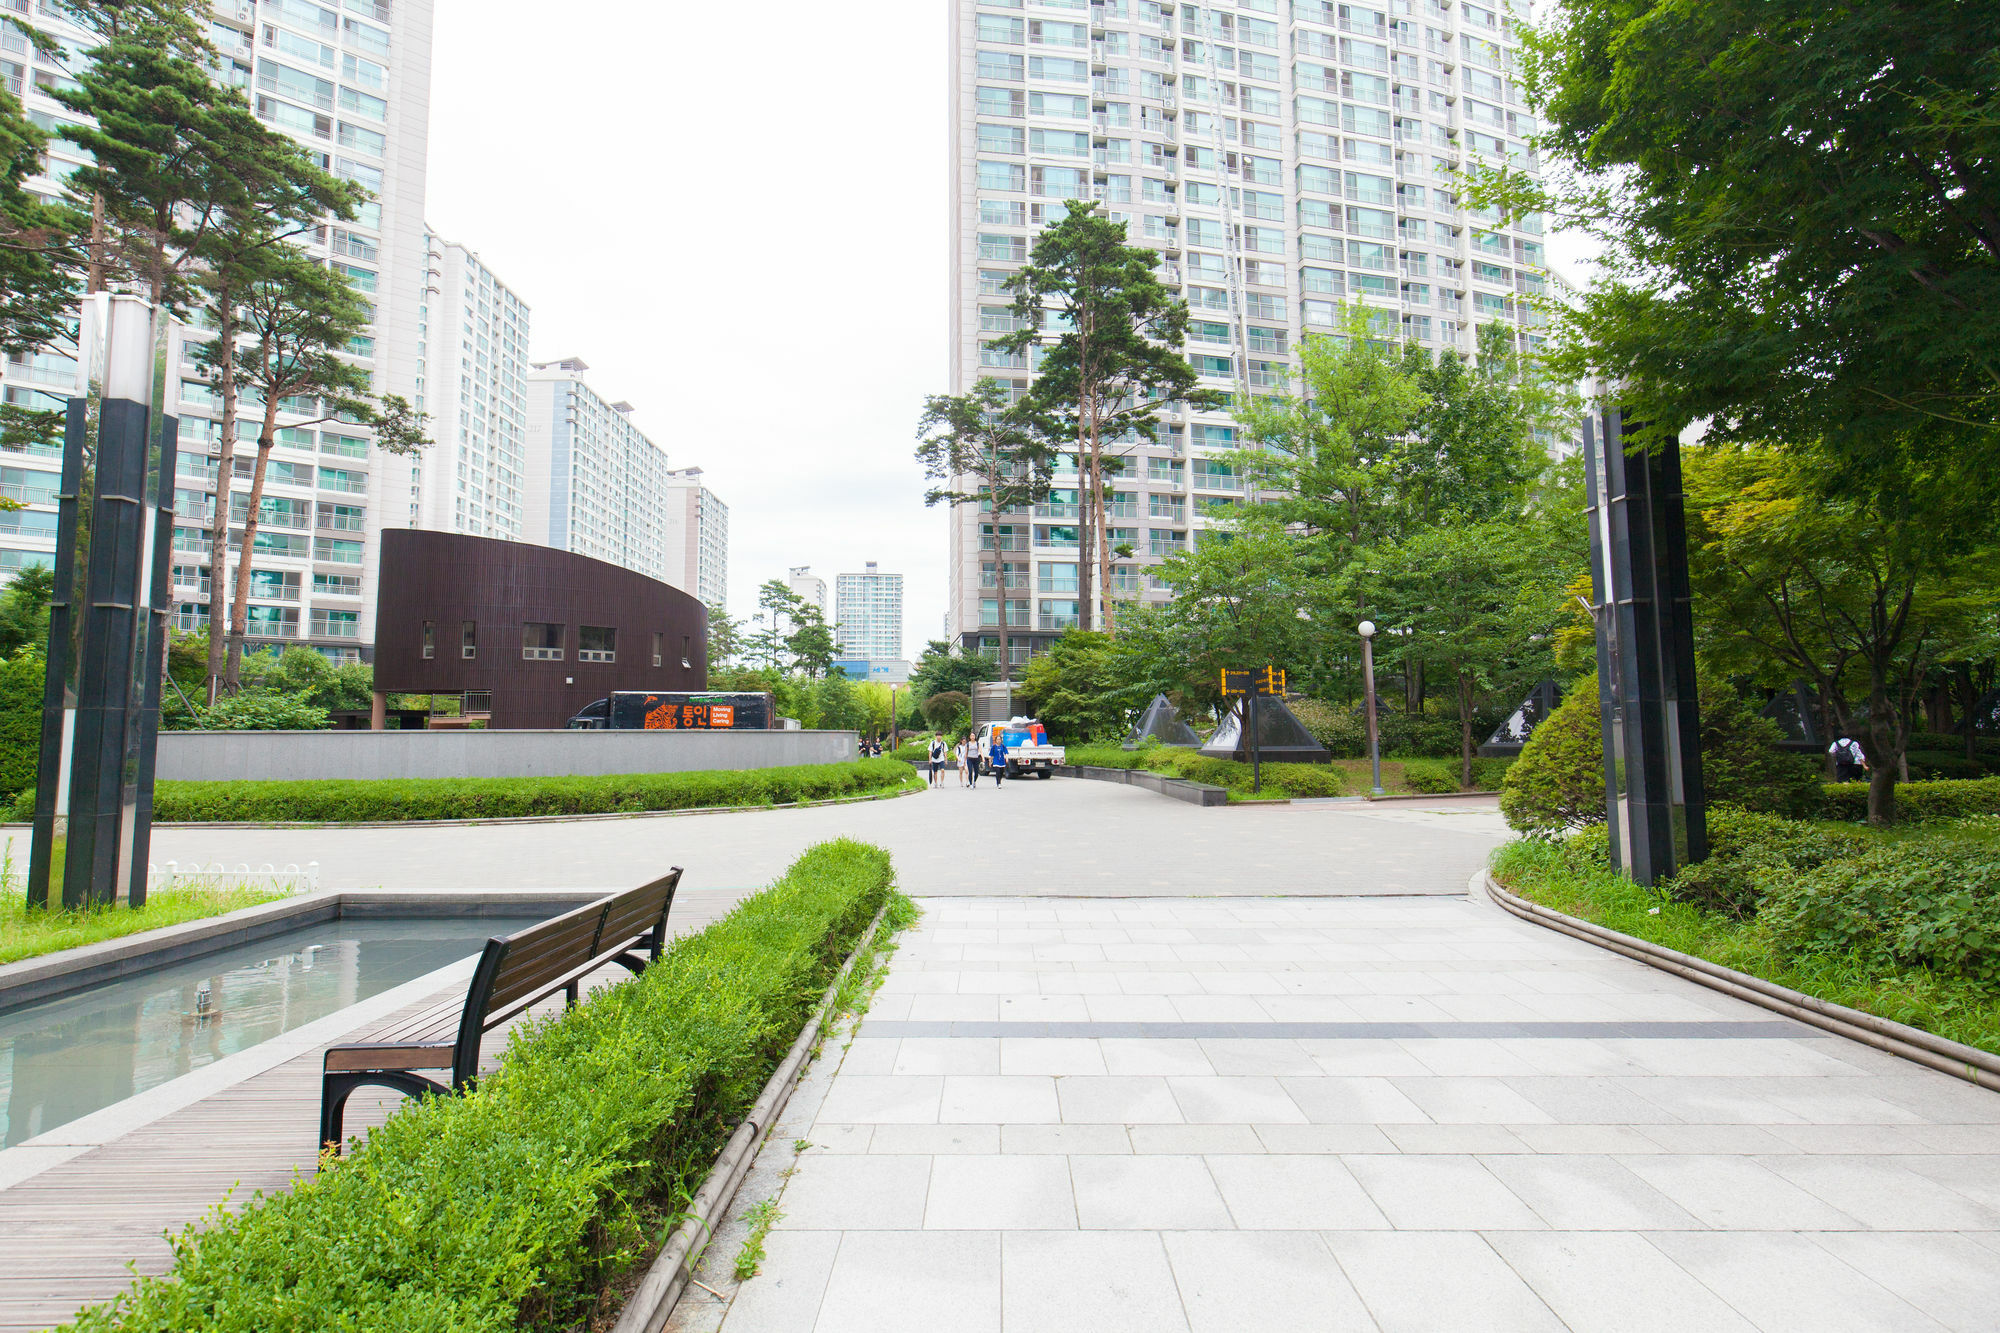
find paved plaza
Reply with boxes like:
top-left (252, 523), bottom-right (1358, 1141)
top-left (669, 896), bottom-right (2000, 1333)
top-left (144, 778), bottom-right (1513, 897)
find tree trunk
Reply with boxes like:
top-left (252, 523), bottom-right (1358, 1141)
top-left (86, 193), bottom-right (107, 294)
top-left (1458, 670), bottom-right (1475, 791)
top-left (1075, 395), bottom-right (1096, 634)
top-left (1865, 763), bottom-right (1898, 827)
top-left (205, 306), bottom-right (239, 703)
top-left (225, 403), bottom-right (281, 689)
top-left (991, 514), bottom-right (1011, 683)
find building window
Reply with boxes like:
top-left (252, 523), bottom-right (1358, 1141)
top-left (652, 631), bottom-right (663, 668)
top-left (421, 619), bottom-right (434, 659)
top-left (462, 619), bottom-right (477, 659)
top-left (578, 625), bottom-right (616, 663)
top-left (682, 634), bottom-right (693, 669)
top-left (523, 622), bottom-right (564, 660)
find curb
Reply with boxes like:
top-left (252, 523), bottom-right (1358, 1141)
top-left (1365, 791), bottom-right (1501, 803)
top-left (1481, 870), bottom-right (2000, 1094)
top-left (610, 899), bottom-right (895, 1333)
top-left (43, 781), bottom-right (925, 832)
top-left (1054, 765), bottom-right (1228, 807)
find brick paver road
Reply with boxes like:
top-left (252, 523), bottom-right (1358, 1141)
top-left (671, 897), bottom-right (2000, 1333)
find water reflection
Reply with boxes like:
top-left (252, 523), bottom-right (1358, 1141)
top-left (0, 916), bottom-right (539, 1147)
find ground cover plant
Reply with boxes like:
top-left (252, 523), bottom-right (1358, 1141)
top-left (16, 758), bottom-right (923, 824)
top-left (0, 838), bottom-right (283, 965)
top-left (1493, 818), bottom-right (2000, 1058)
top-left (65, 839), bottom-right (911, 1332)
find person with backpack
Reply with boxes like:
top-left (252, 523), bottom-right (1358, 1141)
top-left (988, 731), bottom-right (1008, 787)
top-left (1829, 732), bottom-right (1869, 783)
top-left (927, 735), bottom-right (946, 787)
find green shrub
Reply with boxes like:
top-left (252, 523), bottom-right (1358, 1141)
top-left (1263, 763), bottom-right (1348, 797)
top-left (1762, 842), bottom-right (2000, 984)
top-left (1378, 709), bottom-right (1472, 759)
top-left (1662, 808), bottom-right (1868, 918)
top-left (67, 840), bottom-right (903, 1333)
top-left (1286, 698), bottom-right (1366, 758)
top-left (1907, 750), bottom-right (1991, 782)
top-left (0, 651), bottom-right (41, 806)
top-left (150, 758), bottom-right (920, 823)
top-left (1401, 759), bottom-right (1460, 794)
top-left (1501, 672), bottom-right (1823, 835)
top-left (1818, 776), bottom-right (2000, 824)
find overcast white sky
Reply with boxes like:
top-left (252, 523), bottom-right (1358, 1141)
top-left (426, 0), bottom-right (953, 655)
top-left (426, 1), bottom-right (1603, 657)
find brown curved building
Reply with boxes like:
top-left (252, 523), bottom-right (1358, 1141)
top-left (374, 530), bottom-right (707, 729)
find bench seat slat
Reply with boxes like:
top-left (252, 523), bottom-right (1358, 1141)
top-left (325, 1042), bottom-right (455, 1073)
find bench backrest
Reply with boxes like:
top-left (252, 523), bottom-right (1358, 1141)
top-left (449, 867), bottom-right (682, 1085)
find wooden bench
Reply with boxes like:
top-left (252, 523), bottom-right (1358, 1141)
top-left (318, 868), bottom-right (683, 1151)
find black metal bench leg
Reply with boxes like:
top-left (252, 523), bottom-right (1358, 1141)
top-left (320, 1070), bottom-right (452, 1155)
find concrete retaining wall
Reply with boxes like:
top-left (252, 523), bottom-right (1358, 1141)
top-left (157, 729), bottom-right (861, 783)
top-left (1058, 764), bottom-right (1228, 807)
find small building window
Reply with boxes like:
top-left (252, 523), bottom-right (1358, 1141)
top-left (462, 619), bottom-right (477, 659)
top-left (652, 631), bottom-right (663, 668)
top-left (523, 622), bottom-right (564, 660)
top-left (421, 619), bottom-right (434, 659)
top-left (681, 634), bottom-right (692, 669)
top-left (578, 625), bottom-right (616, 663)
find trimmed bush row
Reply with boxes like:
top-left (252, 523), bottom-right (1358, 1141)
top-left (43, 758), bottom-right (922, 824)
top-left (68, 840), bottom-right (904, 1332)
top-left (1819, 776), bottom-right (2000, 824)
top-left (1064, 745), bottom-right (1350, 798)
top-left (1399, 757), bottom-right (1514, 794)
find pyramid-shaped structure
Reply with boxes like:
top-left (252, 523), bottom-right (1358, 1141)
top-left (1478, 679), bottom-right (1564, 757)
top-left (1198, 696), bottom-right (1331, 764)
top-left (1126, 693), bottom-right (1200, 748)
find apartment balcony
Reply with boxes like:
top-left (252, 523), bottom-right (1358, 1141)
top-left (1034, 502), bottom-right (1081, 519)
top-left (1037, 614), bottom-right (1080, 631)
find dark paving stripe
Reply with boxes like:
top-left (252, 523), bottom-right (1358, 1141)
top-left (857, 1020), bottom-right (1815, 1040)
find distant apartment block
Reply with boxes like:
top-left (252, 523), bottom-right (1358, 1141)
top-left (524, 358), bottom-right (674, 585)
top-left (415, 234), bottom-right (531, 541)
top-left (661, 466), bottom-right (730, 608)
top-left (787, 566), bottom-right (828, 616)
top-left (835, 562), bottom-right (904, 663)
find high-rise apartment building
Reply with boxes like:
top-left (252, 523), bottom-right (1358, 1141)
top-left (523, 358), bottom-right (674, 585)
top-left (946, 0), bottom-right (1548, 664)
top-left (787, 566), bottom-right (828, 616)
top-left (660, 466), bottom-right (730, 608)
top-left (414, 233), bottom-right (531, 541)
top-left (0, 0), bottom-right (433, 666)
top-left (835, 562), bottom-right (904, 662)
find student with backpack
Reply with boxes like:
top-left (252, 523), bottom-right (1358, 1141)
top-left (927, 735), bottom-right (946, 787)
top-left (1829, 732), bottom-right (1869, 783)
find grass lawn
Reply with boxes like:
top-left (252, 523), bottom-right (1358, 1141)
top-left (1492, 827), bottom-right (2000, 1058)
top-left (0, 866), bottom-right (284, 967)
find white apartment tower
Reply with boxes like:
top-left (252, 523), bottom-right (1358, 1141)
top-left (835, 562), bottom-right (904, 662)
top-left (415, 234), bottom-right (531, 540)
top-left (0, 0), bottom-right (433, 664)
top-left (787, 566), bottom-right (828, 616)
top-left (523, 358), bottom-right (675, 585)
top-left (947, 0), bottom-right (1548, 663)
top-left (661, 466), bottom-right (730, 608)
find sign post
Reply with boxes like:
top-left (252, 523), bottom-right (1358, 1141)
top-left (1219, 666), bottom-right (1288, 794)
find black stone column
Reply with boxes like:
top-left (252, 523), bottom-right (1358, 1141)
top-left (27, 296), bottom-right (177, 910)
top-left (1582, 405), bottom-right (1707, 885)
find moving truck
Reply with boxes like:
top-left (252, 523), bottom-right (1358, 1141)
top-left (565, 691), bottom-right (778, 730)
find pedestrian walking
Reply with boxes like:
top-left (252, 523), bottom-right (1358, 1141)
top-left (954, 737), bottom-right (970, 788)
top-left (989, 732), bottom-right (1007, 786)
top-left (927, 735), bottom-right (946, 787)
top-left (1829, 732), bottom-right (1869, 783)
top-left (965, 731), bottom-right (983, 788)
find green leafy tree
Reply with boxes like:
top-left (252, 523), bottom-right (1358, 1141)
top-left (222, 249), bottom-right (426, 687)
top-left (907, 638), bottom-right (996, 704)
top-left (704, 602), bottom-right (743, 669)
top-left (1394, 323), bottom-right (1571, 531)
top-left (0, 563), bottom-right (52, 659)
top-left (0, 87), bottom-right (80, 355)
top-left (1683, 444), bottom-right (2000, 824)
top-left (916, 377), bottom-right (1056, 679)
top-left (1017, 629), bottom-right (1145, 742)
top-left (996, 199), bottom-right (1221, 631)
top-left (1134, 526), bottom-right (1330, 713)
top-left (1481, 0), bottom-right (2000, 484)
top-left (0, 647), bottom-right (41, 804)
top-left (921, 690), bottom-right (971, 731)
top-left (813, 671), bottom-right (869, 734)
top-left (786, 603), bottom-right (839, 680)
top-left (1359, 522), bottom-right (1557, 789)
top-left (189, 111), bottom-right (366, 700)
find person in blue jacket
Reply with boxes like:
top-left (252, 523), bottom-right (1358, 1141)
top-left (988, 732), bottom-right (1007, 786)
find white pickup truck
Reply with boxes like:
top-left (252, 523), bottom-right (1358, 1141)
top-left (982, 717), bottom-right (1066, 780)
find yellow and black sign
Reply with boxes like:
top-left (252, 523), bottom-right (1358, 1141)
top-left (1220, 667), bottom-right (1287, 697)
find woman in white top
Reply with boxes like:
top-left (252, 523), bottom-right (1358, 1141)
top-left (953, 739), bottom-right (969, 787)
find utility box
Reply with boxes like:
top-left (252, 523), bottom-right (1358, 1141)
top-left (972, 682), bottom-right (1015, 729)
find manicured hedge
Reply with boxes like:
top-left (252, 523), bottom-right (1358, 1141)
top-left (1064, 744), bottom-right (1349, 798)
top-left (1819, 776), bottom-right (2000, 824)
top-left (67, 840), bottom-right (905, 1333)
top-left (1400, 756), bottom-right (1514, 794)
top-left (107, 758), bottom-right (922, 823)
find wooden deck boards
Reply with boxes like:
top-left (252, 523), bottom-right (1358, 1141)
top-left (0, 892), bottom-right (745, 1331)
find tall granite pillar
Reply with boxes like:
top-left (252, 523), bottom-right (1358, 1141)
top-left (1582, 404), bottom-right (1707, 885)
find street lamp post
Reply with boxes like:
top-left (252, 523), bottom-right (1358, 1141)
top-left (1358, 621), bottom-right (1384, 796)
